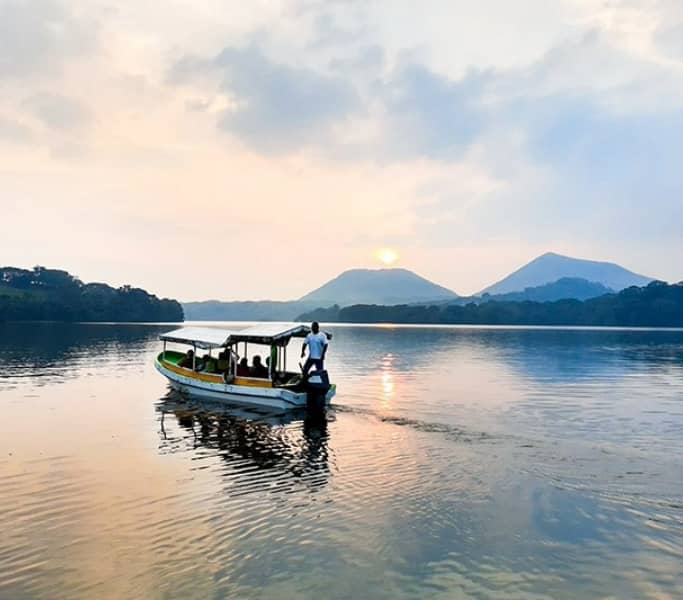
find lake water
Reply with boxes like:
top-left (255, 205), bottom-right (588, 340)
top-left (1, 322), bottom-right (682, 599)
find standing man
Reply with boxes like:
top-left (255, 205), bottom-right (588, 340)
top-left (301, 321), bottom-right (329, 377)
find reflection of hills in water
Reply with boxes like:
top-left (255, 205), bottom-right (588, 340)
top-left (328, 326), bottom-right (683, 384)
top-left (156, 394), bottom-right (331, 495)
top-left (0, 322), bottom-right (164, 385)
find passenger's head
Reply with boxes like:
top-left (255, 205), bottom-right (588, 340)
top-left (187, 349), bottom-right (194, 356)
top-left (239, 358), bottom-right (248, 367)
top-left (253, 355), bottom-right (262, 366)
top-left (311, 321), bottom-right (319, 334)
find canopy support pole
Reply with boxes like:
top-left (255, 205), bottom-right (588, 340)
top-left (163, 340), bottom-right (166, 360)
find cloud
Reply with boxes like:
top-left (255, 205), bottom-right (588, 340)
top-left (487, 31), bottom-right (683, 244)
top-left (170, 42), bottom-right (491, 159)
top-left (23, 93), bottom-right (92, 131)
top-left (329, 44), bottom-right (385, 74)
top-left (416, 91), bottom-right (683, 251)
top-left (167, 24), bottom-right (683, 164)
top-left (522, 103), bottom-right (683, 241)
top-left (216, 46), bottom-right (360, 151)
top-left (380, 64), bottom-right (488, 159)
top-left (364, 26), bottom-right (683, 259)
top-left (656, 24), bottom-right (683, 60)
top-left (308, 10), bottom-right (367, 49)
top-left (0, 115), bottom-right (34, 144)
top-left (0, 1), bottom-right (98, 153)
top-left (0, 0), bottom-right (97, 78)
top-left (171, 45), bottom-right (360, 153)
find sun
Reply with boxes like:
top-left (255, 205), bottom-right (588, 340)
top-left (375, 247), bottom-right (399, 266)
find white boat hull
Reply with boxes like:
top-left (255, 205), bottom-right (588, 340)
top-left (155, 359), bottom-right (335, 410)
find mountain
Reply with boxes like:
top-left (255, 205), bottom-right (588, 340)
top-left (483, 277), bottom-right (614, 303)
top-left (480, 252), bottom-right (653, 296)
top-left (184, 268), bottom-right (458, 321)
top-left (298, 268), bottom-right (458, 306)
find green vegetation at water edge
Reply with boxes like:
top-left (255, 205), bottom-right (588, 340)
top-left (298, 281), bottom-right (683, 327)
top-left (0, 266), bottom-right (183, 322)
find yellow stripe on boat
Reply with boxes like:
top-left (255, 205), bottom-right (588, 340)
top-left (160, 359), bottom-right (224, 384)
top-left (159, 359), bottom-right (273, 388)
top-left (232, 377), bottom-right (273, 389)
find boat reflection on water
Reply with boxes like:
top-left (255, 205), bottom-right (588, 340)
top-left (156, 392), bottom-right (331, 493)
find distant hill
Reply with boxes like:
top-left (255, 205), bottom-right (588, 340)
top-left (0, 266), bottom-right (183, 322)
top-left (300, 280), bottom-right (683, 327)
top-left (426, 277), bottom-right (615, 308)
top-left (483, 277), bottom-right (614, 303)
top-left (183, 300), bottom-right (317, 322)
top-left (481, 252), bottom-right (653, 295)
top-left (299, 268), bottom-right (458, 306)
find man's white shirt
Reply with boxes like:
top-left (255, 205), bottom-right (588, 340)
top-left (305, 332), bottom-right (328, 359)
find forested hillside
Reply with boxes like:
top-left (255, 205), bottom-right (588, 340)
top-left (0, 266), bottom-right (183, 322)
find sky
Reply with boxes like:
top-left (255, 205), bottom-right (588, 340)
top-left (1, 0), bottom-right (682, 301)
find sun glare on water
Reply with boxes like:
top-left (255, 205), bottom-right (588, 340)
top-left (375, 248), bottom-right (399, 266)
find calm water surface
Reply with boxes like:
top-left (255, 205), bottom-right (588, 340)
top-left (1, 322), bottom-right (682, 598)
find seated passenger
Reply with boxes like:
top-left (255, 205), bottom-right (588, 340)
top-left (202, 354), bottom-right (217, 374)
top-left (250, 355), bottom-right (269, 379)
top-left (236, 357), bottom-right (250, 377)
top-left (194, 354), bottom-right (208, 372)
top-left (216, 350), bottom-right (231, 373)
top-left (178, 349), bottom-right (195, 369)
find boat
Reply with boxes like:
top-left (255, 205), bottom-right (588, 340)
top-left (155, 323), bottom-right (336, 410)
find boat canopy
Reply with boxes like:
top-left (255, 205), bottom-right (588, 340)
top-left (160, 323), bottom-right (332, 349)
top-left (159, 326), bottom-right (237, 350)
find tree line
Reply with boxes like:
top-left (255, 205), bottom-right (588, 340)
top-left (0, 266), bottom-right (183, 322)
top-left (299, 281), bottom-right (683, 327)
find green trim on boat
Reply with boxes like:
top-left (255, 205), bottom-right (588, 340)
top-left (158, 350), bottom-right (185, 366)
